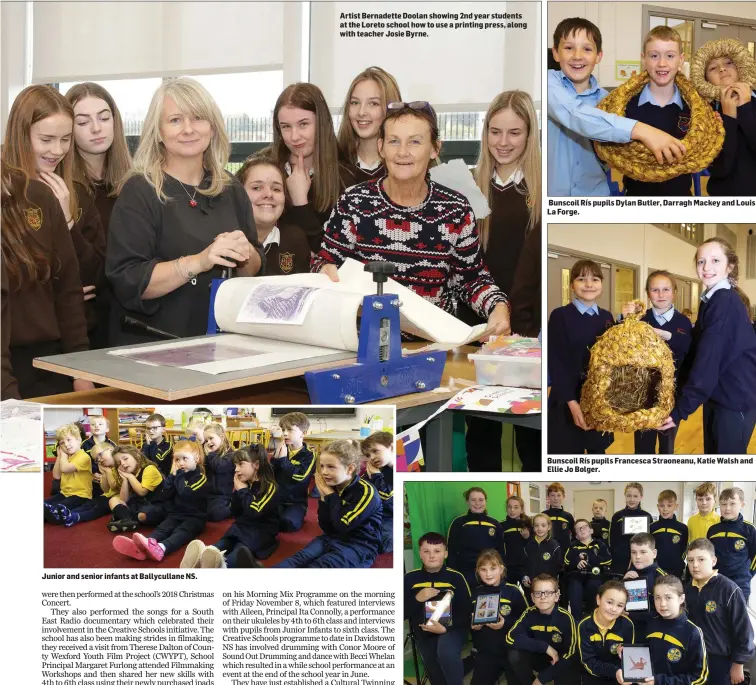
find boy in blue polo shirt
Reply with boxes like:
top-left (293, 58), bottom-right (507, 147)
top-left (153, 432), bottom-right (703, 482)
top-left (548, 17), bottom-right (687, 196)
top-left (623, 25), bottom-right (693, 196)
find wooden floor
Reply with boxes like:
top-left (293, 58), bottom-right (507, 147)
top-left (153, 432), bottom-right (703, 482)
top-left (608, 405), bottom-right (756, 454)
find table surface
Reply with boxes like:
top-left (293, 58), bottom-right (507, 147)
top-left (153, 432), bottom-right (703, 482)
top-left (31, 345), bottom-right (480, 409)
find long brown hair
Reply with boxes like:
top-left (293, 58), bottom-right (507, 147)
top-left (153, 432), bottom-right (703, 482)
top-left (337, 67), bottom-right (401, 165)
top-left (475, 91), bottom-right (541, 248)
top-left (272, 83), bottom-right (342, 213)
top-left (697, 237), bottom-right (752, 314)
top-left (2, 85), bottom-right (78, 220)
top-left (1, 166), bottom-right (53, 289)
top-left (233, 444), bottom-right (277, 495)
top-left (65, 82), bottom-right (132, 196)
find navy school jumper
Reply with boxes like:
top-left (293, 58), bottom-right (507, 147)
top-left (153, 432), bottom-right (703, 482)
top-left (447, 512), bottom-right (506, 586)
top-left (623, 562), bottom-right (667, 639)
top-left (544, 506), bottom-right (575, 551)
top-left (501, 516), bottom-right (529, 581)
top-left (149, 468), bottom-right (209, 555)
top-left (707, 513), bottom-right (756, 600)
top-left (142, 437), bottom-right (173, 477)
top-left (215, 480), bottom-right (279, 557)
top-left (707, 98), bottom-right (756, 196)
top-left (651, 515), bottom-right (689, 577)
top-left (524, 536), bottom-right (563, 580)
top-left (368, 464), bottom-right (393, 554)
top-left (645, 613), bottom-right (709, 685)
top-left (609, 506), bottom-right (654, 573)
top-left (578, 612), bottom-right (635, 685)
top-left (592, 517), bottom-right (610, 544)
top-left (548, 303), bottom-right (615, 453)
top-left (272, 443), bottom-right (315, 506)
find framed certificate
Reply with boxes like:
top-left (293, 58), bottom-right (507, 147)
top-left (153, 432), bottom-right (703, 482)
top-left (622, 644), bottom-right (654, 683)
top-left (425, 591), bottom-right (453, 626)
top-left (623, 516), bottom-right (649, 535)
top-left (472, 592), bottom-right (501, 625)
top-left (625, 578), bottom-right (649, 611)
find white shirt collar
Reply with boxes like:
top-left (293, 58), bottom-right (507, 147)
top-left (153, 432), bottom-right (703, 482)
top-left (652, 306), bottom-right (675, 325)
top-left (357, 156), bottom-right (382, 171)
top-left (262, 226), bottom-right (281, 248)
top-left (493, 168), bottom-right (525, 187)
top-left (702, 279), bottom-right (731, 301)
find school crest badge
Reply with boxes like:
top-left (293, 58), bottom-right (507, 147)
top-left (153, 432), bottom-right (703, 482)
top-left (562, 522), bottom-right (567, 530)
top-left (610, 643), bottom-right (619, 655)
top-left (543, 552), bottom-right (551, 561)
top-left (279, 252), bottom-right (294, 274)
top-left (705, 601), bottom-right (717, 613)
top-left (24, 206), bottom-right (42, 230)
top-left (667, 648), bottom-right (682, 663)
top-left (488, 528), bottom-right (495, 537)
top-left (603, 531), bottom-right (609, 540)
top-left (672, 535), bottom-right (680, 544)
top-left (677, 116), bottom-right (690, 134)
top-left (552, 633), bottom-right (562, 643)
top-left (502, 605), bottom-right (511, 616)
top-left (735, 539), bottom-right (746, 550)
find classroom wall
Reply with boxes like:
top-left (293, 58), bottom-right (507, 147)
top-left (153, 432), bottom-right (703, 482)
top-left (547, 2), bottom-right (756, 88)
top-left (731, 225), bottom-right (756, 306)
top-left (0, 1), bottom-right (28, 140)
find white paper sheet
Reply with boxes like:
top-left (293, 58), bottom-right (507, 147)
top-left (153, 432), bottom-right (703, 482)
top-left (430, 159), bottom-right (491, 220)
top-left (236, 283), bottom-right (318, 326)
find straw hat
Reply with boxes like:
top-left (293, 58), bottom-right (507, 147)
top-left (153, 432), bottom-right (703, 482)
top-left (691, 38), bottom-right (756, 101)
top-left (595, 72), bottom-right (724, 182)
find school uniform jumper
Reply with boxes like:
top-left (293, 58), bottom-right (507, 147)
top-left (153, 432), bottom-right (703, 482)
top-left (645, 613), bottom-right (708, 685)
top-left (524, 536), bottom-right (563, 582)
top-left (276, 474), bottom-right (382, 568)
top-left (148, 468), bottom-right (208, 555)
top-left (651, 515), bottom-right (689, 577)
top-left (707, 513), bottom-right (756, 601)
top-left (204, 450), bottom-right (234, 521)
top-left (2, 177), bottom-right (88, 400)
top-left (625, 562), bottom-right (667, 639)
top-left (506, 605), bottom-right (578, 685)
top-left (578, 611), bottom-right (635, 685)
top-left (634, 308), bottom-right (692, 454)
top-left (686, 572), bottom-right (755, 685)
top-left (368, 464), bottom-right (393, 554)
top-left (548, 302), bottom-right (615, 454)
top-left (672, 285), bottom-right (756, 454)
top-left (447, 511), bottom-right (506, 588)
top-left (609, 506), bottom-right (654, 574)
top-left (106, 172), bottom-right (264, 344)
top-left (623, 85), bottom-right (693, 196)
top-left (501, 516), bottom-right (529, 585)
top-left (213, 480), bottom-right (280, 566)
top-left (339, 160), bottom-right (385, 189)
top-left (142, 438), bottom-right (173, 477)
top-left (592, 517), bottom-right (611, 544)
top-left (469, 582), bottom-right (527, 685)
top-left (404, 564), bottom-right (472, 685)
top-left (563, 538), bottom-right (612, 621)
top-left (707, 97), bottom-right (756, 196)
top-left (272, 443), bottom-right (315, 532)
top-left (262, 223), bottom-right (311, 276)
top-left (544, 506), bottom-right (575, 551)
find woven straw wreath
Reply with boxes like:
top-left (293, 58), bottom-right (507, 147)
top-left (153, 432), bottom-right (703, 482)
top-left (691, 38), bottom-right (756, 101)
top-left (580, 300), bottom-right (675, 433)
top-left (595, 72), bottom-right (724, 182)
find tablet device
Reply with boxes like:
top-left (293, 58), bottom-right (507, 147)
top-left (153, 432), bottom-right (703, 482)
top-left (472, 592), bottom-right (501, 625)
top-left (623, 516), bottom-right (649, 535)
top-left (622, 644), bottom-right (653, 683)
top-left (624, 578), bottom-right (649, 611)
top-left (425, 591), bottom-right (453, 626)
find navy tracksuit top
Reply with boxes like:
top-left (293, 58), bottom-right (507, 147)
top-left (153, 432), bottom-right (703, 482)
top-left (707, 514), bottom-right (756, 597)
top-left (578, 611), bottom-right (635, 684)
top-left (651, 515), bottom-right (689, 577)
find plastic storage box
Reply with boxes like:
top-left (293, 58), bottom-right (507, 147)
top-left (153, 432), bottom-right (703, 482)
top-left (468, 337), bottom-right (541, 389)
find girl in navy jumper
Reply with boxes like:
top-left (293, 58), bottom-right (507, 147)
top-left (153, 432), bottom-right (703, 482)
top-left (469, 549), bottom-right (527, 685)
top-left (624, 271), bottom-right (692, 454)
top-left (181, 444), bottom-right (280, 569)
top-left (630, 575), bottom-right (709, 685)
top-left (447, 487), bottom-right (506, 588)
top-left (276, 440), bottom-right (382, 569)
top-left (362, 431), bottom-right (395, 555)
top-left (203, 423), bottom-right (234, 521)
top-left (548, 259), bottom-right (615, 454)
top-left (501, 495), bottom-right (529, 586)
top-left (659, 238), bottom-right (756, 454)
top-left (523, 513), bottom-right (563, 590)
top-left (112, 440), bottom-right (208, 562)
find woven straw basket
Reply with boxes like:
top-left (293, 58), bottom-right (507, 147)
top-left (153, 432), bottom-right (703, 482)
top-left (691, 38), bottom-right (756, 102)
top-left (595, 72), bottom-right (724, 182)
top-left (581, 300), bottom-right (675, 433)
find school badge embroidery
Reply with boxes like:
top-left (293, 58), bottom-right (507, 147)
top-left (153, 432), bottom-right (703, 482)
top-left (552, 633), bottom-right (562, 643)
top-left (603, 532), bottom-right (609, 540)
top-left (610, 643), bottom-right (619, 655)
top-left (279, 252), bottom-right (294, 274)
top-left (735, 539), bottom-right (746, 550)
top-left (705, 601), bottom-right (717, 613)
top-left (24, 207), bottom-right (42, 230)
top-left (672, 535), bottom-right (680, 544)
top-left (502, 605), bottom-right (511, 616)
top-left (488, 528), bottom-right (495, 537)
top-left (667, 648), bottom-right (682, 663)
top-left (543, 552), bottom-right (551, 561)
top-left (562, 522), bottom-right (567, 529)
top-left (678, 116), bottom-right (690, 134)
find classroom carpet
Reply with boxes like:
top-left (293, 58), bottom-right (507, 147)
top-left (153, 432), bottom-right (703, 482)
top-left (43, 472), bottom-right (392, 569)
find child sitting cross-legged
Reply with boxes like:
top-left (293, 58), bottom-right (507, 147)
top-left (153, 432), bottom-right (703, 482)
top-left (44, 423), bottom-right (93, 525)
top-left (275, 440), bottom-right (382, 569)
top-left (59, 443), bottom-right (121, 527)
top-left (181, 444), bottom-right (280, 569)
top-left (112, 440), bottom-right (208, 562)
top-left (106, 446), bottom-right (163, 532)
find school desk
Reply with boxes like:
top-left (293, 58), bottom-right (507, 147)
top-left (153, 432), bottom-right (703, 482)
top-left (31, 345), bottom-right (541, 472)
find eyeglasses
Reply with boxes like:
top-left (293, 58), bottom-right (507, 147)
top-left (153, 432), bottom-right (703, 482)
top-left (387, 100), bottom-right (435, 116)
top-left (146, 425), bottom-right (161, 431)
top-left (532, 590), bottom-right (557, 599)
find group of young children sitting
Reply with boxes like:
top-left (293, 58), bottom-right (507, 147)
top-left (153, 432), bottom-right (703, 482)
top-left (43, 412), bottom-right (394, 569)
top-left (405, 481), bottom-right (755, 685)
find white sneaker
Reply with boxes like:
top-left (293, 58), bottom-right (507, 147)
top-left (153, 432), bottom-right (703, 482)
top-left (180, 539), bottom-right (206, 568)
top-left (199, 545), bottom-right (227, 568)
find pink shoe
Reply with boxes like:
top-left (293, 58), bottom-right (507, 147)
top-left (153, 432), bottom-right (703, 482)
top-left (113, 535), bottom-right (147, 560)
top-left (134, 533), bottom-right (164, 562)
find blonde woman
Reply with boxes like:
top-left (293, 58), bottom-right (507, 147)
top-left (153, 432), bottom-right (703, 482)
top-left (106, 78), bottom-right (263, 344)
top-left (337, 66), bottom-right (401, 187)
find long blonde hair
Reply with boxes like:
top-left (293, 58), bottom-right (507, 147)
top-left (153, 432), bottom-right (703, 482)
top-left (65, 82), bottom-right (132, 196)
top-left (337, 67), bottom-right (401, 165)
top-left (118, 78), bottom-right (231, 201)
top-left (203, 423), bottom-right (232, 459)
top-left (475, 91), bottom-right (541, 248)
